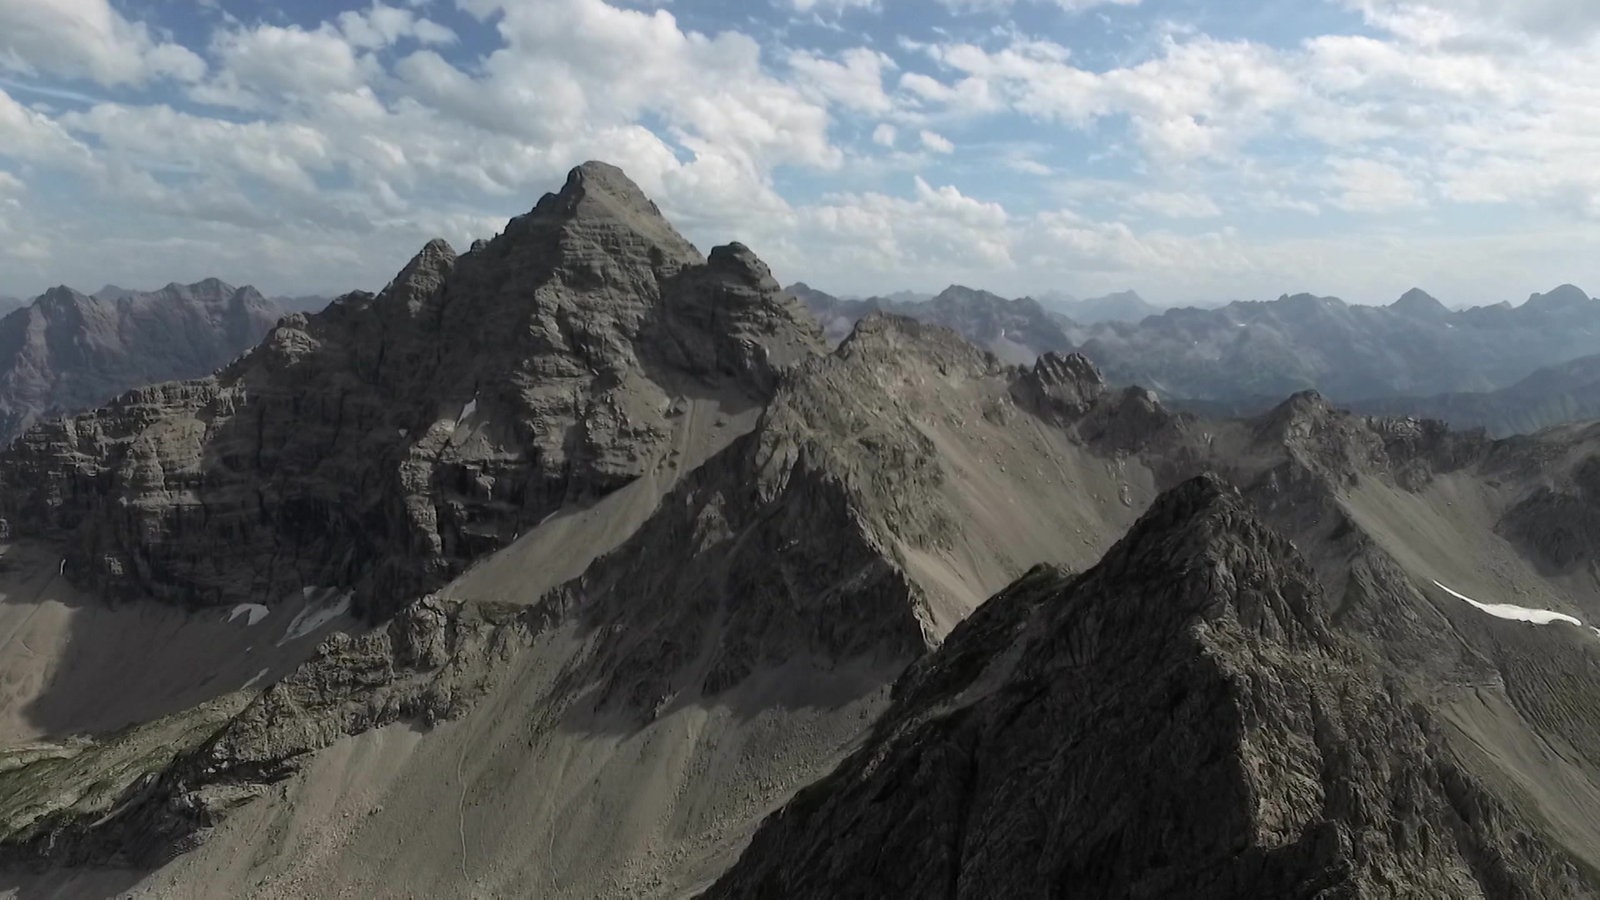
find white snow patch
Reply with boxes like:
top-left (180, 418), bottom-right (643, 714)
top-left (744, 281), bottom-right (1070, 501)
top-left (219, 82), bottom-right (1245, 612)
top-left (241, 667), bottom-right (271, 689)
top-left (226, 603), bottom-right (270, 626)
top-left (1433, 581), bottom-right (1582, 627)
top-left (455, 398), bottom-right (478, 428)
top-left (278, 589), bottom-right (352, 645)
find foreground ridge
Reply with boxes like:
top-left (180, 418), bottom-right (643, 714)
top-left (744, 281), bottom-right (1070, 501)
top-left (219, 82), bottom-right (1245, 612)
top-left (707, 475), bottom-right (1593, 898)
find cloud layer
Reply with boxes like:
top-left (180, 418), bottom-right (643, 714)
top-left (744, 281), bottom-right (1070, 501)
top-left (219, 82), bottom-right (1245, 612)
top-left (0, 0), bottom-right (1594, 307)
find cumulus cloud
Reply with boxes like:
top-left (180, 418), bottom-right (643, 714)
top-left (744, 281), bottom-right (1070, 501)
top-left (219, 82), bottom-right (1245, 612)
top-left (0, 0), bottom-right (1595, 309)
top-left (789, 48), bottom-right (896, 115)
top-left (0, 88), bottom-right (94, 166)
top-left (0, 0), bottom-right (205, 86)
top-left (1346, 0), bottom-right (1600, 43)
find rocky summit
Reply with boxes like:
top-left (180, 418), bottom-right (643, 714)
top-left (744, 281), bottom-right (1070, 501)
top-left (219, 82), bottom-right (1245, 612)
top-left (0, 161), bottom-right (823, 619)
top-left (4, 163), bottom-right (1600, 899)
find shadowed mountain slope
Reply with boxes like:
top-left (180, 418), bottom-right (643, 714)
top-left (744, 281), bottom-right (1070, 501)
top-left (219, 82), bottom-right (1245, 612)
top-left (708, 477), bottom-right (1595, 898)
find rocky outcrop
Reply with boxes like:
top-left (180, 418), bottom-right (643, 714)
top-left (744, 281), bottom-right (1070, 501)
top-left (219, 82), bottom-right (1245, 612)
top-left (707, 477), bottom-right (1594, 898)
top-left (0, 279), bottom-right (281, 443)
top-left (0, 162), bottom-right (824, 619)
top-left (1008, 352), bottom-right (1106, 424)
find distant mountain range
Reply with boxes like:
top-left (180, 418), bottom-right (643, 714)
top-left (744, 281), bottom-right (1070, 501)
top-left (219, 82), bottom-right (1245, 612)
top-left (791, 282), bottom-right (1074, 363)
top-left (1352, 352), bottom-right (1600, 437)
top-left (1038, 288), bottom-right (1164, 324)
top-left (92, 284), bottom-right (333, 314)
top-left (0, 279), bottom-right (283, 443)
top-left (792, 281), bottom-right (1600, 435)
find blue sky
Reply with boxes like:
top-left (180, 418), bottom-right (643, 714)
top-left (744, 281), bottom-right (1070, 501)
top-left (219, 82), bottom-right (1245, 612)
top-left (0, 0), bottom-right (1597, 307)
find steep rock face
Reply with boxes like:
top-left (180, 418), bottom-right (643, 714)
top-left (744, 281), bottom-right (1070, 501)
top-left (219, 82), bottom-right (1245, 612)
top-left (0, 162), bottom-right (824, 618)
top-left (707, 477), bottom-right (1594, 899)
top-left (0, 279), bottom-right (280, 443)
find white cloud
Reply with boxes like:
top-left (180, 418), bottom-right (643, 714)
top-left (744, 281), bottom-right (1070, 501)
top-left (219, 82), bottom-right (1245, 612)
top-left (791, 0), bottom-right (878, 11)
top-left (197, 22), bottom-right (380, 109)
top-left (920, 129), bottom-right (955, 153)
top-left (1347, 0), bottom-right (1600, 43)
top-left (1006, 157), bottom-right (1052, 176)
top-left (0, 0), bottom-right (205, 86)
top-left (915, 35), bottom-right (1299, 162)
top-left (0, 89), bottom-right (94, 166)
top-left (872, 123), bottom-right (897, 146)
top-left (1130, 190), bottom-right (1222, 218)
top-left (423, 0), bottom-right (841, 177)
top-left (788, 177), bottom-right (1011, 282)
top-left (1328, 159), bottom-right (1424, 213)
top-left (939, 0), bottom-right (1140, 12)
top-left (61, 104), bottom-right (334, 193)
top-left (789, 48), bottom-right (895, 114)
top-left (336, 3), bottom-right (456, 49)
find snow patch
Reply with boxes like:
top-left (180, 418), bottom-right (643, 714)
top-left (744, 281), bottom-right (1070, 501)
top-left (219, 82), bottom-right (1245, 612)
top-left (278, 588), bottom-right (352, 645)
top-left (226, 603), bottom-right (270, 626)
top-left (1432, 581), bottom-right (1582, 627)
top-left (455, 398), bottom-right (478, 428)
top-left (242, 667), bottom-right (271, 690)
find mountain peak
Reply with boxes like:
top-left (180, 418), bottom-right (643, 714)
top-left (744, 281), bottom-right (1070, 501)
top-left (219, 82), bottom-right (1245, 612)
top-left (504, 160), bottom-right (703, 270)
top-left (1391, 287), bottom-right (1449, 317)
top-left (92, 284), bottom-right (137, 302)
top-left (1524, 283), bottom-right (1591, 309)
top-left (541, 160), bottom-right (670, 225)
top-left (1076, 474), bottom-right (1329, 650)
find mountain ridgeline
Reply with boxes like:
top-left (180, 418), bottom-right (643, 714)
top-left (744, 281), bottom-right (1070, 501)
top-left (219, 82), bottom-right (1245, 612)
top-left (3, 163), bottom-right (1600, 898)
top-left (0, 280), bottom-right (282, 444)
top-left (792, 282), bottom-right (1600, 436)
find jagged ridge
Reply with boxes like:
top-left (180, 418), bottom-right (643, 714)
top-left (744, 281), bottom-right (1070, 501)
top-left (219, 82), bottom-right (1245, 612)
top-left (707, 476), bottom-right (1594, 898)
